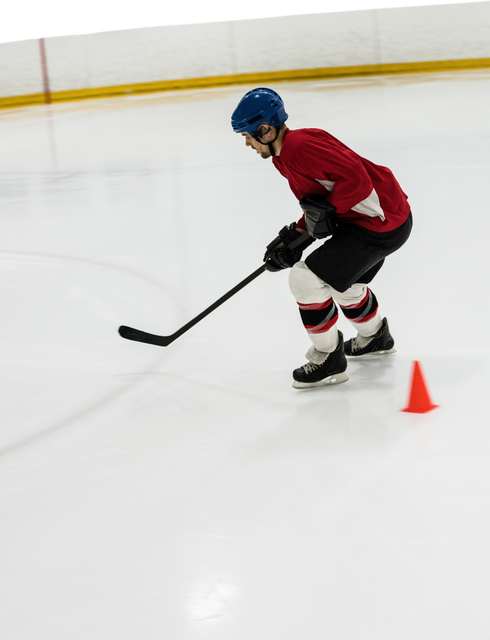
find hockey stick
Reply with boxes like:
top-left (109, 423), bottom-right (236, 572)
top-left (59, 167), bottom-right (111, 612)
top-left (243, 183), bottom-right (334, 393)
top-left (118, 231), bottom-right (312, 347)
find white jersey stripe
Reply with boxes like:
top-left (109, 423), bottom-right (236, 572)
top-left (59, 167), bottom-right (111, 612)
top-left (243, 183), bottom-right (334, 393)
top-left (351, 188), bottom-right (385, 220)
top-left (316, 178), bottom-right (335, 192)
top-left (317, 180), bottom-right (385, 221)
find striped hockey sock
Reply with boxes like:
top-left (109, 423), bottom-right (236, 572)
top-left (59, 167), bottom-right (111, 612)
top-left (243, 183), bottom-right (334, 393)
top-left (297, 297), bottom-right (340, 353)
top-left (339, 287), bottom-right (382, 337)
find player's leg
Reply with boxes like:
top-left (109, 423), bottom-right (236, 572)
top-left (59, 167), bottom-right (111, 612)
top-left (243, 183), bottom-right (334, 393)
top-left (333, 284), bottom-right (396, 357)
top-left (304, 214), bottom-right (412, 358)
top-left (288, 261), bottom-right (348, 388)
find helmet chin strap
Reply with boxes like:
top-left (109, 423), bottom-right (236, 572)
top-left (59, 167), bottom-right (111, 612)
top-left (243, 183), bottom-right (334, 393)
top-left (254, 126), bottom-right (280, 156)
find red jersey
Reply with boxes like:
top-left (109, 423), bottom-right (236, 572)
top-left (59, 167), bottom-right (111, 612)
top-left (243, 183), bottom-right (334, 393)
top-left (273, 128), bottom-right (411, 232)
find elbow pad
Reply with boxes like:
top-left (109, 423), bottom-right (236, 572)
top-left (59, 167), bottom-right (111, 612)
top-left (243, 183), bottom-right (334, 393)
top-left (299, 194), bottom-right (337, 238)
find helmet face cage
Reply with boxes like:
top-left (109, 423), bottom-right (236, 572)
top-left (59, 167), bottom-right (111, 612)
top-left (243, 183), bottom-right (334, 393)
top-left (231, 88), bottom-right (288, 138)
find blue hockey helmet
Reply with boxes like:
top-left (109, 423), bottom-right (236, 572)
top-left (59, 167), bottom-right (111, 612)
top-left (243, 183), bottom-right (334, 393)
top-left (231, 88), bottom-right (288, 138)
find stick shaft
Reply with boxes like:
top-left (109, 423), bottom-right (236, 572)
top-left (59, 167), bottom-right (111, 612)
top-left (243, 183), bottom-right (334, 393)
top-left (166, 264), bottom-right (266, 343)
top-left (119, 231), bottom-right (312, 347)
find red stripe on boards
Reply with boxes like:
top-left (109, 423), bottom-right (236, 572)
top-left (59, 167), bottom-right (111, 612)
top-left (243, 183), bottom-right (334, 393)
top-left (39, 38), bottom-right (51, 104)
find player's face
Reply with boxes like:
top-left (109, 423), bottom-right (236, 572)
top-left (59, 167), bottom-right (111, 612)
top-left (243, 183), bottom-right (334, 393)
top-left (241, 126), bottom-right (272, 159)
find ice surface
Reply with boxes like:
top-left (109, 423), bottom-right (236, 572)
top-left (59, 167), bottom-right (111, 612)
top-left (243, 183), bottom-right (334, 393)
top-left (0, 70), bottom-right (489, 639)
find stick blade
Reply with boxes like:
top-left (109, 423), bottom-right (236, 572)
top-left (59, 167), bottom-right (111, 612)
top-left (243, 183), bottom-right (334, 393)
top-left (118, 325), bottom-right (173, 347)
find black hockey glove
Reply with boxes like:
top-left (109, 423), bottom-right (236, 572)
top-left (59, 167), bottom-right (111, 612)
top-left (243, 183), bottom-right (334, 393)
top-left (263, 222), bottom-right (314, 272)
top-left (299, 194), bottom-right (337, 238)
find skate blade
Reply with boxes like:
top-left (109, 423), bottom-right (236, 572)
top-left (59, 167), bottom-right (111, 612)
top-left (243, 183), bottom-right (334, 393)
top-left (292, 371), bottom-right (349, 389)
top-left (347, 347), bottom-right (397, 359)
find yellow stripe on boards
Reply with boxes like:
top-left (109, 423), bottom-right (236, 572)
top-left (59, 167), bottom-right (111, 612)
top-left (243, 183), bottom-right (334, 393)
top-left (2, 58), bottom-right (490, 110)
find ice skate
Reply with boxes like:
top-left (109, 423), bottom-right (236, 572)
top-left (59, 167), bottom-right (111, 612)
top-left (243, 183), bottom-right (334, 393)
top-left (344, 317), bottom-right (396, 357)
top-left (292, 331), bottom-right (349, 389)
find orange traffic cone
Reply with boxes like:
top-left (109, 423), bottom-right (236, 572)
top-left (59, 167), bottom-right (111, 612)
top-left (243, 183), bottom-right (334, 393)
top-left (402, 360), bottom-right (438, 414)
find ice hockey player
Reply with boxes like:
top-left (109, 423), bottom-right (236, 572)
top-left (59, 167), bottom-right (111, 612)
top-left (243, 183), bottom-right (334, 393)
top-left (231, 87), bottom-right (412, 389)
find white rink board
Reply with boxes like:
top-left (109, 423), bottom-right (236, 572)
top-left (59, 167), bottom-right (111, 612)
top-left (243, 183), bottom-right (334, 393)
top-left (0, 2), bottom-right (489, 98)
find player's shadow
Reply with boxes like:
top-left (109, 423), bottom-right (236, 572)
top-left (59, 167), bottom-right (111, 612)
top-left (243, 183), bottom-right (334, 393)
top-left (268, 356), bottom-right (409, 454)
